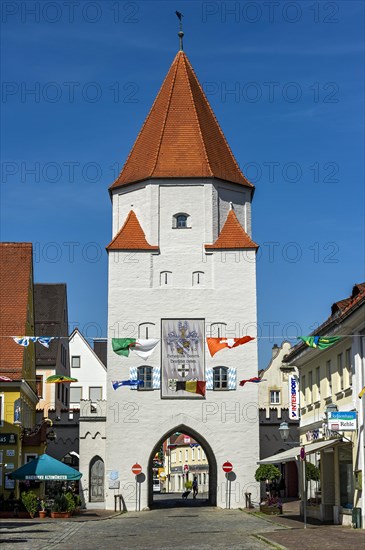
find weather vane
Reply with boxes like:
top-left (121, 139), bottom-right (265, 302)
top-left (175, 11), bottom-right (184, 51)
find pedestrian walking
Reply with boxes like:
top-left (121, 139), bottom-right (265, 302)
top-left (192, 476), bottom-right (198, 499)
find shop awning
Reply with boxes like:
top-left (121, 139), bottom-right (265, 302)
top-left (10, 453), bottom-right (82, 481)
top-left (258, 439), bottom-right (341, 465)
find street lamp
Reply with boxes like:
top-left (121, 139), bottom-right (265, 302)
top-left (279, 421), bottom-right (290, 441)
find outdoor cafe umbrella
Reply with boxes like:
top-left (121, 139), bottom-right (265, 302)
top-left (9, 454), bottom-right (82, 481)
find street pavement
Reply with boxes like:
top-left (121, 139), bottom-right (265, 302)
top-left (1, 500), bottom-right (364, 550)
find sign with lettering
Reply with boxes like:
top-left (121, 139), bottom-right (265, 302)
top-left (0, 433), bottom-right (17, 445)
top-left (161, 319), bottom-right (205, 398)
top-left (289, 375), bottom-right (300, 420)
top-left (328, 411), bottom-right (357, 431)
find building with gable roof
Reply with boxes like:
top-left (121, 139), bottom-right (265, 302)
top-left (80, 42), bottom-right (259, 510)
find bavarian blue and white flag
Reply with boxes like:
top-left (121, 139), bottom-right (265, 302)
top-left (13, 336), bottom-right (54, 348)
top-left (112, 380), bottom-right (144, 390)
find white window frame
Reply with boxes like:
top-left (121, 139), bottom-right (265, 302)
top-left (173, 213), bottom-right (190, 229)
top-left (70, 386), bottom-right (82, 404)
top-left (213, 366), bottom-right (229, 391)
top-left (89, 386), bottom-right (102, 402)
top-left (137, 366), bottom-right (153, 391)
top-left (270, 390), bottom-right (281, 405)
top-left (71, 355), bottom-right (81, 368)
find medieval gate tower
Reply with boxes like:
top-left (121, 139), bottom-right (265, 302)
top-left (80, 42), bottom-right (260, 510)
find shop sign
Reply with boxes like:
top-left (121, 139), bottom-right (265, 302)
top-left (328, 411), bottom-right (357, 431)
top-left (306, 429), bottom-right (321, 442)
top-left (289, 375), bottom-right (300, 419)
top-left (0, 433), bottom-right (17, 445)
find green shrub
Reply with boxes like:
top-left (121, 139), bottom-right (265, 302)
top-left (184, 480), bottom-right (193, 490)
top-left (52, 494), bottom-right (68, 513)
top-left (65, 492), bottom-right (76, 513)
top-left (21, 491), bottom-right (38, 518)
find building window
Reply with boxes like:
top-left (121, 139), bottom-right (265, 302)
top-left (270, 390), bottom-right (281, 405)
top-left (185, 449), bottom-right (188, 462)
top-left (326, 360), bottom-right (332, 395)
top-left (0, 394), bottom-right (3, 427)
top-left (138, 323), bottom-right (155, 339)
top-left (316, 367), bottom-right (321, 401)
top-left (173, 213), bottom-right (190, 229)
top-left (179, 450), bottom-right (182, 462)
top-left (210, 323), bottom-right (226, 338)
top-left (65, 387), bottom-right (68, 407)
top-left (203, 473), bottom-right (206, 485)
top-left (202, 449), bottom-right (205, 460)
top-left (89, 386), bottom-right (102, 402)
top-left (337, 353), bottom-right (344, 390)
top-left (308, 371), bottom-right (313, 403)
top-left (137, 366), bottom-right (153, 390)
top-left (57, 384), bottom-right (61, 400)
top-left (70, 386), bottom-right (82, 404)
top-left (197, 447), bottom-right (201, 461)
top-left (72, 356), bottom-right (81, 368)
top-left (213, 366), bottom-right (228, 390)
top-left (192, 448), bottom-right (195, 461)
top-left (346, 348), bottom-right (352, 387)
top-left (36, 375), bottom-right (43, 398)
top-left (171, 452), bottom-right (176, 464)
top-left (61, 384), bottom-right (65, 404)
top-left (160, 271), bottom-right (172, 286)
top-left (192, 271), bottom-right (204, 286)
top-left (61, 344), bottom-right (67, 367)
top-left (301, 375), bottom-right (306, 404)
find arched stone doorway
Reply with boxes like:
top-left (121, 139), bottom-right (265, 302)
top-left (147, 424), bottom-right (217, 509)
top-left (89, 456), bottom-right (105, 502)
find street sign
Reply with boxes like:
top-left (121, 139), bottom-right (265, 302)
top-left (328, 411), bottom-right (357, 431)
top-left (183, 464), bottom-right (189, 472)
top-left (222, 461), bottom-right (233, 473)
top-left (300, 447), bottom-right (305, 461)
top-left (131, 463), bottom-right (142, 475)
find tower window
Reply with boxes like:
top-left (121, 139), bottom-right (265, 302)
top-left (173, 213), bottom-right (190, 229)
top-left (137, 366), bottom-right (153, 390)
top-left (192, 271), bottom-right (204, 286)
top-left (160, 271), bottom-right (172, 286)
top-left (213, 366), bottom-right (228, 390)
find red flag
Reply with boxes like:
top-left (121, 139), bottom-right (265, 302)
top-left (207, 336), bottom-right (254, 357)
top-left (239, 377), bottom-right (263, 387)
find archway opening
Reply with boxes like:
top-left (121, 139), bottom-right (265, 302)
top-left (148, 424), bottom-right (217, 509)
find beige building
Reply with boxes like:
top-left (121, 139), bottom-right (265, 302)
top-left (165, 434), bottom-right (209, 493)
top-left (284, 283), bottom-right (365, 527)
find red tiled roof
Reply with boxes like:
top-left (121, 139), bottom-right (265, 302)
top-left (0, 243), bottom-right (33, 378)
top-left (205, 209), bottom-right (258, 249)
top-left (110, 51), bottom-right (253, 190)
top-left (106, 211), bottom-right (159, 251)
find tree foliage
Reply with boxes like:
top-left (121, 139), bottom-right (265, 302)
top-left (254, 464), bottom-right (281, 483)
top-left (306, 462), bottom-right (320, 482)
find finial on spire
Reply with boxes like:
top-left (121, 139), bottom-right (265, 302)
top-left (176, 11), bottom-right (184, 51)
top-left (230, 202), bottom-right (234, 210)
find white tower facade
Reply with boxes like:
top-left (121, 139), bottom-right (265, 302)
top-left (102, 50), bottom-right (259, 510)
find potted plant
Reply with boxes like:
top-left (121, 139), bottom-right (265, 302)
top-left (21, 491), bottom-right (38, 519)
top-left (51, 494), bottom-right (69, 518)
top-left (38, 499), bottom-right (47, 518)
top-left (255, 464), bottom-right (283, 515)
top-left (65, 492), bottom-right (76, 516)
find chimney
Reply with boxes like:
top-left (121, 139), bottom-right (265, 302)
top-left (93, 338), bottom-right (107, 367)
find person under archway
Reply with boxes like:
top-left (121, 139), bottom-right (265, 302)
top-left (192, 476), bottom-right (198, 499)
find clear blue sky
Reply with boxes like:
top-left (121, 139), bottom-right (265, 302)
top-left (1, 1), bottom-right (364, 369)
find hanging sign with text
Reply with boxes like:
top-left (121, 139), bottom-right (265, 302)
top-left (328, 411), bottom-right (357, 431)
top-left (289, 375), bottom-right (300, 420)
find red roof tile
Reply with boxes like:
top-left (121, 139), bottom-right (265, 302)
top-left (205, 210), bottom-right (258, 249)
top-left (106, 211), bottom-right (159, 251)
top-left (0, 243), bottom-right (33, 378)
top-left (110, 51), bottom-right (253, 190)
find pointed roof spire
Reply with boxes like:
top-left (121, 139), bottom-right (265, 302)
top-left (106, 211), bottom-right (158, 251)
top-left (176, 11), bottom-right (184, 51)
top-left (110, 51), bottom-right (253, 191)
top-left (205, 210), bottom-right (258, 250)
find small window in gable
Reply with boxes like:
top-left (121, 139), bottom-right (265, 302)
top-left (173, 213), bottom-right (190, 229)
top-left (192, 271), bottom-right (204, 286)
top-left (160, 271), bottom-right (172, 286)
top-left (138, 323), bottom-right (156, 339)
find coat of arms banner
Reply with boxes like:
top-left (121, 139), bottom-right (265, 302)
top-left (161, 319), bottom-right (205, 398)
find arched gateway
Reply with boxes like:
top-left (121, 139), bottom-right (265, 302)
top-left (148, 425), bottom-right (218, 508)
top-left (79, 41), bottom-right (260, 511)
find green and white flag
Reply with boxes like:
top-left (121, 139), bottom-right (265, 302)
top-left (112, 338), bottom-right (159, 360)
